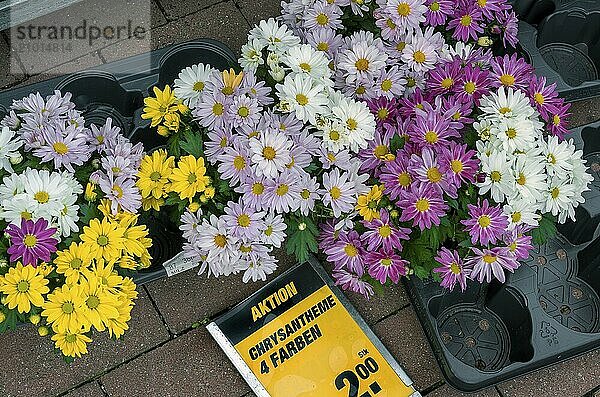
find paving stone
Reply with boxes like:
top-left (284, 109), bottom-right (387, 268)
top-left (15, 51), bottom-right (104, 87)
top-left (594, 386), bottom-right (600, 397)
top-left (0, 33), bottom-right (27, 89)
top-left (4, 0), bottom-right (162, 75)
top-left (569, 97), bottom-right (600, 128)
top-left (426, 384), bottom-right (500, 397)
top-left (497, 349), bottom-right (600, 397)
top-left (235, 0), bottom-right (282, 27)
top-left (344, 281), bottom-right (409, 326)
top-left (101, 327), bottom-right (251, 397)
top-left (0, 289), bottom-right (169, 397)
top-left (100, 1), bottom-right (249, 64)
top-left (145, 250), bottom-right (297, 333)
top-left (156, 0), bottom-right (223, 19)
top-left (372, 306), bottom-right (444, 392)
top-left (63, 382), bottom-right (106, 397)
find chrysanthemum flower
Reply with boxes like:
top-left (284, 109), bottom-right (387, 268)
top-left (503, 226), bottom-right (533, 260)
top-left (193, 91), bottom-right (231, 130)
top-left (426, 59), bottom-right (460, 96)
top-left (362, 209), bottom-right (410, 251)
top-left (462, 199), bottom-right (509, 246)
top-left (439, 141), bottom-right (479, 186)
top-left (223, 201), bottom-right (266, 241)
top-left (386, 0), bottom-right (427, 30)
top-left (169, 155), bottom-right (210, 201)
top-left (468, 246), bottom-right (519, 283)
top-left (0, 126), bottom-right (23, 173)
top-left (54, 242), bottom-right (94, 285)
top-left (333, 269), bottom-right (374, 298)
top-left (325, 230), bottom-right (365, 274)
top-left (137, 149), bottom-right (175, 201)
top-left (249, 131), bottom-right (292, 178)
top-left (0, 262), bottom-right (49, 313)
top-left (410, 109), bottom-right (459, 149)
top-left (366, 250), bottom-right (408, 284)
top-left (142, 85), bottom-right (184, 128)
top-left (433, 248), bottom-right (470, 292)
top-left (455, 65), bottom-right (491, 105)
top-left (331, 97), bottom-right (376, 152)
top-left (51, 329), bottom-right (92, 358)
top-left (265, 171), bottom-right (301, 213)
top-left (410, 147), bottom-right (458, 198)
top-left (42, 284), bottom-right (84, 332)
top-left (398, 183), bottom-right (448, 230)
top-left (282, 43), bottom-right (332, 82)
top-left (80, 218), bottom-right (125, 263)
top-left (355, 185), bottom-right (384, 221)
top-left (546, 100), bottom-right (571, 140)
top-left (229, 95), bottom-right (261, 128)
top-left (174, 63), bottom-right (217, 107)
top-left (7, 218), bottom-right (58, 267)
top-left (448, 4), bottom-right (484, 42)
top-left (490, 54), bottom-right (533, 91)
top-left (424, 0), bottom-right (453, 26)
top-left (380, 153), bottom-right (414, 200)
top-left (217, 141), bottom-right (251, 186)
top-left (276, 73), bottom-right (329, 125)
top-left (79, 274), bottom-right (119, 332)
top-left (322, 168), bottom-right (357, 218)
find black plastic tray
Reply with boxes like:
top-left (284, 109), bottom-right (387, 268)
top-left (406, 119), bottom-right (600, 391)
top-left (0, 39), bottom-right (238, 285)
top-left (513, 0), bottom-right (600, 101)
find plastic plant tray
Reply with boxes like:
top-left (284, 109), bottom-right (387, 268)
top-left (0, 39), bottom-right (238, 285)
top-left (512, 0), bottom-right (600, 101)
top-left (405, 120), bottom-right (600, 391)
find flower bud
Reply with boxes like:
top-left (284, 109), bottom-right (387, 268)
top-left (38, 326), bottom-right (49, 337)
top-left (477, 36), bottom-right (493, 47)
top-left (390, 209), bottom-right (399, 219)
top-left (0, 259), bottom-right (7, 268)
top-left (298, 222), bottom-right (307, 231)
top-left (91, 158), bottom-right (101, 169)
top-left (188, 202), bottom-right (201, 213)
top-left (0, 311), bottom-right (5, 324)
top-left (270, 66), bottom-right (285, 82)
top-left (85, 182), bottom-right (97, 201)
top-left (29, 314), bottom-right (41, 325)
top-left (9, 153), bottom-right (23, 165)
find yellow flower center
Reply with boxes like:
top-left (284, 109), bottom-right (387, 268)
top-left (355, 58), bottom-right (369, 72)
top-left (547, 153), bottom-right (556, 164)
top-left (150, 171), bottom-right (161, 181)
top-left (53, 142), bottom-right (69, 155)
top-left (356, 86), bottom-right (366, 95)
top-left (490, 170), bottom-right (502, 182)
top-left (381, 258), bottom-right (392, 267)
top-left (377, 108), bottom-right (389, 120)
top-left (65, 333), bottom-right (78, 343)
top-left (316, 13), bottom-right (329, 26)
top-left (97, 135), bottom-right (105, 144)
top-left (301, 189), bottom-right (311, 199)
top-left (397, 2), bottom-right (411, 16)
top-left (193, 81), bottom-right (205, 91)
top-left (317, 42), bottom-right (329, 51)
top-left (265, 226), bottom-right (273, 236)
top-left (344, 243), bottom-right (358, 257)
top-left (296, 94), bottom-right (309, 106)
top-left (464, 81), bottom-right (476, 94)
top-left (21, 211), bottom-right (32, 220)
top-left (212, 103), bottom-right (224, 116)
top-left (86, 295), bottom-right (100, 309)
top-left (327, 152), bottom-right (336, 162)
top-left (17, 280), bottom-right (29, 293)
top-left (113, 185), bottom-right (124, 198)
top-left (62, 302), bottom-right (75, 314)
top-left (477, 0), bottom-right (487, 5)
top-left (222, 86), bottom-right (234, 95)
top-left (427, 167), bottom-right (442, 183)
top-left (453, 111), bottom-right (461, 120)
top-left (330, 186), bottom-right (342, 200)
top-left (396, 42), bottom-right (406, 52)
top-left (276, 184), bottom-right (289, 196)
top-left (97, 235), bottom-right (109, 247)
top-left (499, 106), bottom-right (511, 114)
top-left (299, 62), bottom-right (312, 72)
top-left (460, 15), bottom-right (472, 26)
top-left (478, 215), bottom-right (491, 228)
top-left (424, 131), bottom-right (438, 144)
top-left (483, 254), bottom-right (497, 264)
top-left (398, 172), bottom-right (411, 187)
top-left (379, 225), bottom-right (392, 238)
top-left (23, 234), bottom-right (37, 248)
top-left (553, 114), bottom-right (561, 126)
top-left (413, 50), bottom-right (426, 64)
top-left (187, 173), bottom-right (197, 183)
top-left (237, 214), bottom-right (251, 227)
top-left (252, 182), bottom-right (265, 195)
top-left (415, 198), bottom-right (430, 212)
top-left (70, 258), bottom-right (82, 269)
top-left (551, 187), bottom-right (560, 199)
top-left (214, 234), bottom-right (227, 248)
top-left (441, 77), bottom-right (454, 89)
top-left (517, 173), bottom-right (526, 185)
top-left (263, 146), bottom-right (276, 160)
top-left (233, 155), bottom-right (246, 170)
top-left (430, 1), bottom-right (440, 11)
top-left (506, 128), bottom-right (517, 139)
top-left (406, 77), bottom-right (416, 87)
top-left (512, 212), bottom-right (522, 223)
top-left (374, 145), bottom-right (389, 159)
top-left (500, 74), bottom-right (515, 86)
top-left (347, 118), bottom-right (358, 130)
top-left (329, 130), bottom-right (340, 141)
top-left (534, 92), bottom-right (545, 105)
top-left (34, 191), bottom-right (50, 204)
top-left (450, 262), bottom-right (461, 274)
top-left (220, 137), bottom-right (228, 147)
top-left (386, 19), bottom-right (396, 29)
top-left (451, 160), bottom-right (463, 173)
top-left (237, 106), bottom-right (250, 117)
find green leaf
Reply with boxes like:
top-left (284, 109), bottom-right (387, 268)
top-left (79, 203), bottom-right (99, 225)
top-left (179, 127), bottom-right (204, 158)
top-left (389, 134), bottom-right (405, 153)
top-left (531, 213), bottom-right (557, 246)
top-left (285, 216), bottom-right (318, 263)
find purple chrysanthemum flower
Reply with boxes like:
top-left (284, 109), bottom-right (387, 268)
top-left (439, 141), bottom-right (479, 187)
top-left (88, 118), bottom-right (120, 153)
top-left (398, 183), bottom-right (448, 231)
top-left (333, 269), bottom-right (374, 298)
top-left (193, 91), bottom-right (231, 131)
top-left (503, 226), bottom-right (533, 260)
top-left (496, 9), bottom-right (519, 48)
top-left (527, 75), bottom-right (560, 119)
top-left (34, 124), bottom-right (91, 172)
top-left (362, 209), bottom-right (410, 251)
top-left (366, 250), bottom-right (408, 284)
top-left (204, 129), bottom-right (233, 164)
top-left (241, 70), bottom-right (274, 106)
top-left (98, 174), bottom-right (142, 214)
top-left (235, 173), bottom-right (268, 211)
top-left (319, 218), bottom-right (342, 251)
top-left (433, 247), bottom-right (471, 292)
top-left (7, 218), bottom-right (58, 267)
top-left (546, 99), bottom-right (571, 140)
top-left (442, 95), bottom-right (475, 130)
top-left (426, 59), bottom-right (460, 96)
top-left (448, 4), bottom-right (484, 42)
top-left (424, 0), bottom-right (453, 26)
top-left (359, 132), bottom-right (393, 176)
top-left (398, 89), bottom-right (429, 118)
top-left (222, 200), bottom-right (266, 241)
top-left (490, 54), bottom-right (533, 91)
top-left (409, 109), bottom-right (459, 149)
top-left (368, 97), bottom-right (399, 129)
top-left (306, 28), bottom-right (344, 59)
top-left (468, 246), bottom-right (519, 283)
top-left (380, 152), bottom-right (414, 200)
top-left (229, 95), bottom-right (261, 129)
top-left (217, 140), bottom-right (251, 186)
top-left (462, 199), bottom-right (509, 246)
top-left (409, 147), bottom-right (458, 199)
top-left (455, 64), bottom-right (491, 105)
top-left (474, 0), bottom-right (507, 19)
top-left (265, 171), bottom-right (301, 214)
top-left (325, 230), bottom-right (365, 275)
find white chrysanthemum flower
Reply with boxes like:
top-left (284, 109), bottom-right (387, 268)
top-left (56, 195), bottom-right (80, 238)
top-left (503, 199), bottom-right (541, 229)
top-left (570, 155), bottom-right (593, 205)
top-left (196, 214), bottom-right (240, 264)
top-left (282, 44), bottom-right (331, 83)
top-left (174, 64), bottom-right (217, 107)
top-left (331, 97), bottom-right (376, 152)
top-left (0, 194), bottom-right (38, 225)
top-left (242, 253), bottom-right (278, 283)
top-left (239, 38), bottom-right (265, 71)
top-left (259, 212), bottom-right (287, 248)
top-left (338, 41), bottom-right (388, 83)
top-left (249, 18), bottom-right (301, 54)
top-left (0, 172), bottom-right (25, 202)
top-left (0, 126), bottom-right (23, 173)
top-left (319, 120), bottom-right (350, 153)
top-left (401, 34), bottom-right (438, 72)
top-left (540, 135), bottom-right (575, 178)
top-left (249, 131), bottom-right (292, 178)
top-left (22, 168), bottom-right (73, 218)
top-left (545, 177), bottom-right (577, 224)
top-left (477, 150), bottom-right (516, 203)
top-left (276, 73), bottom-right (329, 124)
top-left (480, 87), bottom-right (536, 122)
top-left (511, 155), bottom-right (547, 204)
top-left (493, 118), bottom-right (539, 153)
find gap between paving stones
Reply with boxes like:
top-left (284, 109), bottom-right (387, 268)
top-left (142, 284), bottom-right (175, 337)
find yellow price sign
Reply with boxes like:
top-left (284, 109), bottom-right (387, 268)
top-left (208, 259), bottom-right (420, 397)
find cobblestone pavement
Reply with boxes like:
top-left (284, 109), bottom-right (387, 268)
top-left (1, 1), bottom-right (600, 396)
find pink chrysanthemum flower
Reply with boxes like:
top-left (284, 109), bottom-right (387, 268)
top-left (439, 141), bottom-right (479, 187)
top-left (433, 247), bottom-right (471, 292)
top-left (490, 54), bottom-right (533, 91)
top-left (448, 4), bottom-right (484, 42)
top-left (366, 250), bottom-right (408, 284)
top-left (462, 199), bottom-right (509, 246)
top-left (325, 230), bottom-right (365, 275)
top-left (362, 209), bottom-right (410, 251)
top-left (467, 246), bottom-right (519, 283)
top-left (398, 183), bottom-right (448, 231)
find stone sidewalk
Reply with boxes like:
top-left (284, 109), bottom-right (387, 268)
top-left (1, 1), bottom-right (600, 396)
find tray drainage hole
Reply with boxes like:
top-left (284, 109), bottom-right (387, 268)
top-left (572, 288), bottom-right (584, 300)
top-left (475, 359), bottom-right (487, 371)
top-left (537, 256), bottom-right (547, 265)
top-left (590, 162), bottom-right (600, 173)
top-left (441, 332), bottom-right (452, 344)
top-left (465, 336), bottom-right (477, 348)
top-left (560, 305), bottom-right (571, 315)
top-left (556, 249), bottom-right (567, 260)
top-left (479, 319), bottom-right (490, 332)
top-left (540, 299), bottom-right (548, 310)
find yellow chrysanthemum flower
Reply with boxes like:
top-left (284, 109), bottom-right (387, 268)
top-left (169, 155), bottom-right (210, 201)
top-left (356, 185), bottom-right (384, 222)
top-left (86, 261), bottom-right (123, 295)
top-left (79, 274), bottom-right (120, 332)
top-left (137, 149), bottom-right (175, 201)
top-left (118, 277), bottom-right (139, 301)
top-left (106, 299), bottom-right (133, 339)
top-left (54, 243), bottom-right (94, 285)
top-left (42, 284), bottom-right (84, 333)
top-left (52, 329), bottom-right (92, 358)
top-left (85, 182), bottom-right (97, 201)
top-left (80, 218), bottom-right (125, 263)
top-left (141, 85), bottom-right (182, 127)
top-left (0, 263), bottom-right (49, 313)
top-left (221, 69), bottom-right (244, 95)
top-left (141, 196), bottom-right (165, 211)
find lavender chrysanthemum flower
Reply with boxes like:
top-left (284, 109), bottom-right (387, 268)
top-left (503, 226), bottom-right (533, 260)
top-left (362, 209), bottom-right (410, 251)
top-left (265, 171), bottom-right (301, 213)
top-left (7, 218), bottom-right (58, 267)
top-left (306, 28), bottom-right (344, 59)
top-left (318, 218), bottom-right (342, 251)
top-left (34, 124), bottom-right (91, 172)
top-left (98, 175), bottom-right (142, 214)
top-left (409, 109), bottom-right (459, 149)
top-left (303, 1), bottom-right (343, 31)
top-left (366, 250), bottom-right (408, 284)
top-left (490, 54), bottom-right (533, 91)
top-left (217, 140), bottom-right (251, 187)
top-left (448, 4), bottom-right (484, 42)
top-left (433, 247), bottom-right (471, 292)
top-left (259, 212), bottom-right (287, 248)
top-left (229, 95), bottom-right (261, 129)
top-left (297, 174), bottom-right (320, 216)
top-left (374, 66), bottom-right (407, 99)
top-left (333, 269), bottom-right (374, 298)
top-left (410, 147), bottom-right (458, 199)
top-left (222, 200), bottom-right (266, 241)
top-left (496, 9), bottom-right (519, 48)
top-left (101, 154), bottom-right (137, 180)
top-left (88, 118), bottom-right (120, 153)
top-left (398, 183), bottom-right (448, 231)
top-left (325, 230), bottom-right (364, 275)
top-left (455, 65), bottom-right (491, 105)
top-left (241, 71), bottom-right (274, 106)
top-left (439, 141), bottom-right (479, 187)
top-left (359, 132), bottom-right (393, 175)
top-left (468, 246), bottom-right (519, 283)
top-left (193, 91), bottom-right (231, 131)
top-left (462, 199), bottom-right (509, 246)
top-left (180, 210), bottom-right (203, 244)
top-left (205, 129), bottom-right (233, 164)
top-left (322, 168), bottom-right (356, 218)
top-left (196, 214), bottom-right (239, 265)
top-left (235, 173), bottom-right (268, 211)
top-left (426, 59), bottom-right (460, 96)
top-left (380, 152), bottom-right (414, 200)
top-left (386, 0), bottom-right (427, 30)
top-left (546, 99), bottom-right (571, 140)
top-left (442, 96), bottom-right (475, 130)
